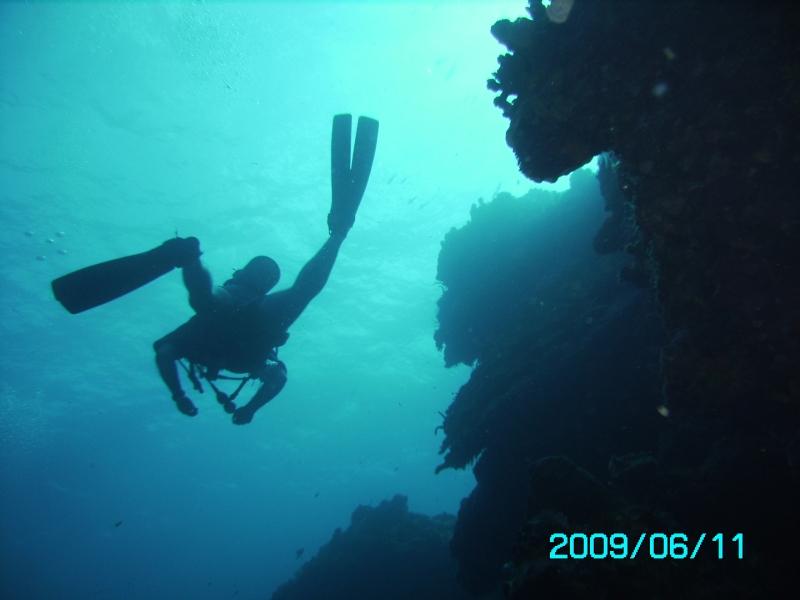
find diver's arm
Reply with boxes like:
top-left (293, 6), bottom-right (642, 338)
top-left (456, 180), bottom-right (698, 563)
top-left (232, 362), bottom-right (288, 425)
top-left (268, 234), bottom-right (345, 328)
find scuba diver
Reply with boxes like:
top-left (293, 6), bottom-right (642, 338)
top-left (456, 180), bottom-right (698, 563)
top-left (51, 114), bottom-right (378, 425)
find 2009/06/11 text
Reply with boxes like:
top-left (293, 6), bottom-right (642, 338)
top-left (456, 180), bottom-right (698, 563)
top-left (549, 533), bottom-right (744, 560)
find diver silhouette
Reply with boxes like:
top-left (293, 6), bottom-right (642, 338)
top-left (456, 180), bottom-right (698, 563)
top-left (51, 114), bottom-right (378, 425)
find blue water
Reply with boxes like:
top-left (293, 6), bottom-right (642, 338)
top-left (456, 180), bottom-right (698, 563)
top-left (0, 2), bottom-right (551, 598)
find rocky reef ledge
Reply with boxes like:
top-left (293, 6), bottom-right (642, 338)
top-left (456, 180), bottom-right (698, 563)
top-left (272, 495), bottom-right (473, 600)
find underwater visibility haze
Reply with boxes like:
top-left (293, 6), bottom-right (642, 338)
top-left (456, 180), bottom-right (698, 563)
top-left (1, 2), bottom-right (530, 598)
top-left (3, 1), bottom-right (800, 599)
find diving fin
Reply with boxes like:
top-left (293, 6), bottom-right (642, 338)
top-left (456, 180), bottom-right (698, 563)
top-left (328, 114), bottom-right (379, 236)
top-left (349, 116), bottom-right (379, 207)
top-left (331, 114), bottom-right (353, 219)
top-left (52, 237), bottom-right (198, 314)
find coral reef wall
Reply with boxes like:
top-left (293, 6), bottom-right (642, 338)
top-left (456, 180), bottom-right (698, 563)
top-left (432, 1), bottom-right (800, 596)
top-left (489, 0), bottom-right (800, 419)
top-left (435, 171), bottom-right (665, 593)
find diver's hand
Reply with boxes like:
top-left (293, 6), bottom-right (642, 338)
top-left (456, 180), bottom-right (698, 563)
top-left (173, 392), bottom-right (198, 417)
top-left (161, 236), bottom-right (201, 268)
top-left (232, 405), bottom-right (254, 425)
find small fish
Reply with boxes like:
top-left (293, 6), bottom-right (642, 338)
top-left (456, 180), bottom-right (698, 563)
top-left (295, 547), bottom-right (304, 559)
top-left (387, 174), bottom-right (396, 184)
top-left (114, 520), bottom-right (123, 528)
top-left (313, 491), bottom-right (320, 498)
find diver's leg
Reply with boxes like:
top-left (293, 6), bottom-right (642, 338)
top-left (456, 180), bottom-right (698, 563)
top-left (232, 362), bottom-right (287, 425)
top-left (295, 234), bottom-right (344, 294)
top-left (182, 257), bottom-right (214, 314)
top-left (154, 340), bottom-right (198, 417)
top-left (272, 235), bottom-right (345, 328)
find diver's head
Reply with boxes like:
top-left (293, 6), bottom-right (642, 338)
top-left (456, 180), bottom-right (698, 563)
top-left (229, 256), bottom-right (280, 295)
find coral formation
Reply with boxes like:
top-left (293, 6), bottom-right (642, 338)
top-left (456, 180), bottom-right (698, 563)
top-left (271, 495), bottom-right (470, 600)
top-left (431, 0), bottom-right (800, 596)
top-left (489, 0), bottom-right (800, 418)
top-left (435, 172), bottom-right (664, 593)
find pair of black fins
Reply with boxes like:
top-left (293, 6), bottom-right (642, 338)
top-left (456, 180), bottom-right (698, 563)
top-left (51, 114), bottom-right (379, 315)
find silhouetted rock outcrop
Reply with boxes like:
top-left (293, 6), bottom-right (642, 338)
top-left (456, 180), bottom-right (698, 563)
top-left (489, 0), bottom-right (800, 419)
top-left (271, 495), bottom-right (471, 600)
top-left (435, 171), bottom-right (664, 593)
top-left (433, 0), bottom-right (800, 596)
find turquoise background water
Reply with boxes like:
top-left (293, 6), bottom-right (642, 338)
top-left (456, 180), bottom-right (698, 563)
top-left (0, 2), bottom-right (560, 597)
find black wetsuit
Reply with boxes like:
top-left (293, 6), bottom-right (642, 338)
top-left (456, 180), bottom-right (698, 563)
top-left (154, 234), bottom-right (345, 423)
top-left (155, 282), bottom-right (289, 375)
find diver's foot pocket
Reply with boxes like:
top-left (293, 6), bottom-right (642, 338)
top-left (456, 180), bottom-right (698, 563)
top-left (173, 393), bottom-right (198, 417)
